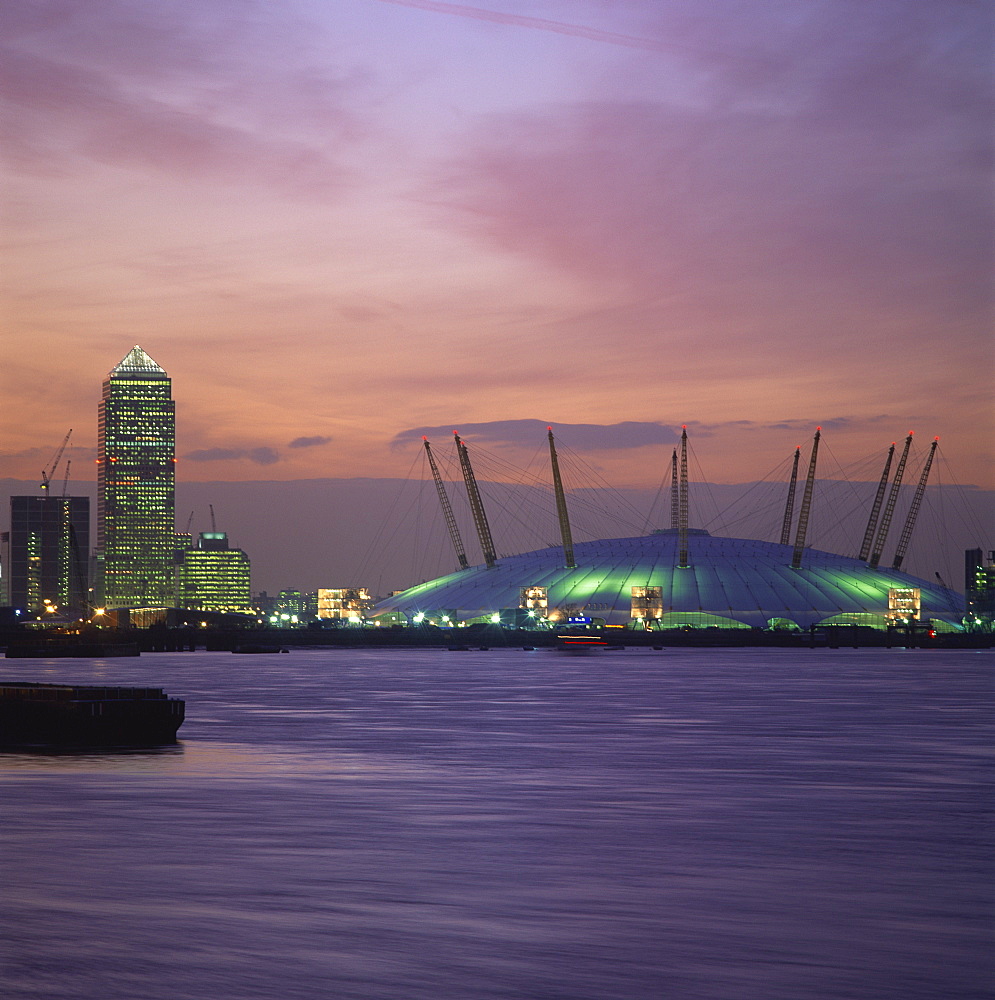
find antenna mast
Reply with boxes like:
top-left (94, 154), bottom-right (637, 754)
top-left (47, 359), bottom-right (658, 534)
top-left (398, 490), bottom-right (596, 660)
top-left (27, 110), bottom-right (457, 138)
top-left (891, 438), bottom-right (938, 571)
top-left (791, 427), bottom-right (821, 569)
top-left (424, 438), bottom-right (469, 571)
top-left (869, 432), bottom-right (913, 569)
top-left (547, 427), bottom-right (575, 569)
top-left (454, 432), bottom-right (497, 569)
top-left (779, 447), bottom-right (801, 546)
top-left (858, 443), bottom-right (895, 562)
top-left (677, 427), bottom-right (689, 568)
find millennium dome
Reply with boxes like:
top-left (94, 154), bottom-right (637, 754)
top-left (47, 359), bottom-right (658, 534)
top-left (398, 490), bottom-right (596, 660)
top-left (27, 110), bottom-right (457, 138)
top-left (374, 428), bottom-right (964, 630)
top-left (373, 528), bottom-right (964, 630)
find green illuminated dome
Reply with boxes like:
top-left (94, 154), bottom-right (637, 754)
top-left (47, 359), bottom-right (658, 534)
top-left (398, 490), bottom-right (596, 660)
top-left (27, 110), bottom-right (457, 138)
top-left (374, 529), bottom-right (964, 630)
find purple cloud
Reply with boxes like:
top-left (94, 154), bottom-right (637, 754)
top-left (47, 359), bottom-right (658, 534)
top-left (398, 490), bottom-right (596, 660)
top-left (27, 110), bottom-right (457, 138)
top-left (393, 416), bottom-right (932, 454)
top-left (393, 420), bottom-right (677, 452)
top-left (289, 436), bottom-right (333, 449)
top-left (0, 0), bottom-right (368, 196)
top-left (434, 3), bottom-right (990, 345)
top-left (185, 447), bottom-right (280, 465)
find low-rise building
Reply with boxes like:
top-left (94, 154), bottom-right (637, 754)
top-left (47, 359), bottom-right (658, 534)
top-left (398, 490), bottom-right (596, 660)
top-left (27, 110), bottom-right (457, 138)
top-left (318, 588), bottom-right (372, 621)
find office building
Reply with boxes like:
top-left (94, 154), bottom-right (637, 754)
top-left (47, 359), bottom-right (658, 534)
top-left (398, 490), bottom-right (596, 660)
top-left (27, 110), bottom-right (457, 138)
top-left (7, 495), bottom-right (90, 614)
top-left (965, 548), bottom-right (995, 625)
top-left (176, 532), bottom-right (251, 613)
top-left (97, 346), bottom-right (176, 608)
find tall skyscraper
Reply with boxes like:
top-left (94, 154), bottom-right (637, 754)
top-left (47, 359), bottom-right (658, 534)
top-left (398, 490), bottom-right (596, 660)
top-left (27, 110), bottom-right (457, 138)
top-left (8, 495), bottom-right (90, 614)
top-left (97, 346), bottom-right (176, 608)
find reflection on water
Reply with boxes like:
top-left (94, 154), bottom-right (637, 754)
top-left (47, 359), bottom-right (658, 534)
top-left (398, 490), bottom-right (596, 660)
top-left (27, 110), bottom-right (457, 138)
top-left (1, 648), bottom-right (991, 1000)
top-left (1, 744), bottom-right (185, 768)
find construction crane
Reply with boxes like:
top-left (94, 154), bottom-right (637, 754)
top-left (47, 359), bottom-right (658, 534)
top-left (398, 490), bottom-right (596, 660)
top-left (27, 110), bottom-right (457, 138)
top-left (40, 429), bottom-right (72, 492)
top-left (892, 438), bottom-right (938, 571)
top-left (791, 427), bottom-right (821, 569)
top-left (424, 437), bottom-right (469, 571)
top-left (67, 523), bottom-right (90, 616)
top-left (454, 431), bottom-right (497, 569)
top-left (209, 504), bottom-right (217, 532)
top-left (547, 427), bottom-right (575, 569)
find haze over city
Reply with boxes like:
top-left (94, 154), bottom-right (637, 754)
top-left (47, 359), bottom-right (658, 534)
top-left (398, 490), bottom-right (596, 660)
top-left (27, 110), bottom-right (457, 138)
top-left (2, 0), bottom-right (991, 500)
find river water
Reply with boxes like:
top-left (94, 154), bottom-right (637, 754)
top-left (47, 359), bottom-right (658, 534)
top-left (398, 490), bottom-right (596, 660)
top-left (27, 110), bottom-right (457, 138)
top-left (1, 647), bottom-right (991, 1000)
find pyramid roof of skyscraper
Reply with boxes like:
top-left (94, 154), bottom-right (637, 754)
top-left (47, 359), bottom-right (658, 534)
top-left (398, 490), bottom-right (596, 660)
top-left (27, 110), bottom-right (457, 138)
top-left (111, 346), bottom-right (166, 376)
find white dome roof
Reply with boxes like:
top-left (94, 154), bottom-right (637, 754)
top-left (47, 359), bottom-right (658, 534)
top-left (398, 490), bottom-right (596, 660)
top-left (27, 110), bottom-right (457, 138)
top-left (374, 529), bottom-right (964, 629)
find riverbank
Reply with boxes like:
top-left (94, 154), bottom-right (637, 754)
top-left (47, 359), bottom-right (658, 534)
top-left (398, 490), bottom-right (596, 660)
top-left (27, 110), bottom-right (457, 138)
top-left (2, 624), bottom-right (990, 653)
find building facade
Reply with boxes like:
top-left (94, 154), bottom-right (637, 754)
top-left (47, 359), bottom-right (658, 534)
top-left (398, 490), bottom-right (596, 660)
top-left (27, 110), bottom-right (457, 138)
top-left (8, 495), bottom-right (90, 614)
top-left (965, 548), bottom-right (995, 627)
top-left (317, 588), bottom-right (372, 621)
top-left (176, 532), bottom-right (251, 613)
top-left (97, 346), bottom-right (176, 608)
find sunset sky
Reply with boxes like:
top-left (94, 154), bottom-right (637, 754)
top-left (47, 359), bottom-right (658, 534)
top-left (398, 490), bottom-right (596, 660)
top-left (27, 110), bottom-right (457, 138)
top-left (2, 0), bottom-right (992, 492)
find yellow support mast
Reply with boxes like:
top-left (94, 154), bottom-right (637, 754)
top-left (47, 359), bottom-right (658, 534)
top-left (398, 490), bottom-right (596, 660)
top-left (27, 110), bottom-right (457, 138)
top-left (547, 427), bottom-right (575, 570)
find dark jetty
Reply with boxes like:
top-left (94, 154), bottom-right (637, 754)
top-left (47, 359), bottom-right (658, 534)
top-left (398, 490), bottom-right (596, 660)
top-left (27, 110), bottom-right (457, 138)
top-left (5, 638), bottom-right (140, 658)
top-left (0, 683), bottom-right (184, 748)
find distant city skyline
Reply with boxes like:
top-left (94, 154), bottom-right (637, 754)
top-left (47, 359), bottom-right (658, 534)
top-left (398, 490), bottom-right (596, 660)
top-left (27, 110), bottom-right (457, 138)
top-left (2, 473), bottom-right (990, 603)
top-left (1, 1), bottom-right (991, 491)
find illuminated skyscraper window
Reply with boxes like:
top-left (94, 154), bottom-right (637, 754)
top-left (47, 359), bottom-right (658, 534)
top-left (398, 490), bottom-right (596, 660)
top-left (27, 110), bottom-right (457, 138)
top-left (97, 346), bottom-right (175, 608)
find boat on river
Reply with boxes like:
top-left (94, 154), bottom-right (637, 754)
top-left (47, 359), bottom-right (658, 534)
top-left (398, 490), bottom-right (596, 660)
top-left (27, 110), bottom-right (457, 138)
top-left (555, 633), bottom-right (610, 654)
top-left (0, 682), bottom-right (185, 748)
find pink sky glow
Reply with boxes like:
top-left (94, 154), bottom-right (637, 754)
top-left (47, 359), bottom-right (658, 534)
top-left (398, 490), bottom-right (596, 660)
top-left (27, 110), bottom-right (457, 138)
top-left (1, 0), bottom-right (991, 491)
